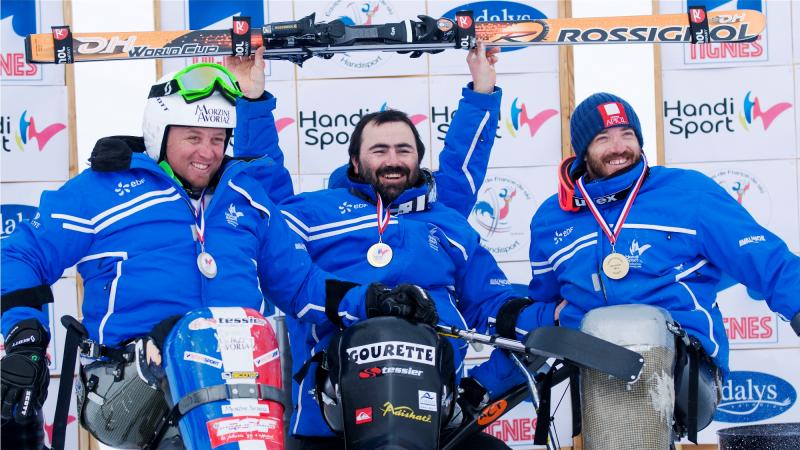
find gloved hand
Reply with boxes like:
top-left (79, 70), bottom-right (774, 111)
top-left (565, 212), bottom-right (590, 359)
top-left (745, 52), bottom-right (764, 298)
top-left (365, 283), bottom-right (439, 325)
top-left (1, 319), bottom-right (50, 424)
top-left (791, 311), bottom-right (800, 336)
top-left (145, 314), bottom-right (183, 366)
top-left (457, 376), bottom-right (489, 415)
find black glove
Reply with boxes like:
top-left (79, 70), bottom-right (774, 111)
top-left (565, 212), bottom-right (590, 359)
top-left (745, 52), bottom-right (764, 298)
top-left (147, 314), bottom-right (183, 352)
top-left (1, 319), bottom-right (50, 424)
top-left (365, 283), bottom-right (439, 325)
top-left (791, 311), bottom-right (800, 337)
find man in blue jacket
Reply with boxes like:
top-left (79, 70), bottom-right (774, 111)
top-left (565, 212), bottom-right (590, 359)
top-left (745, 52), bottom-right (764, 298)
top-left (0, 51), bottom-right (370, 448)
top-left (250, 46), bottom-right (526, 449)
top-left (496, 92), bottom-right (800, 437)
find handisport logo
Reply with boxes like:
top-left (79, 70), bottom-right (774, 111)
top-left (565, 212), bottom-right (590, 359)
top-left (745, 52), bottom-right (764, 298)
top-left (663, 91), bottom-right (790, 139)
top-left (714, 371), bottom-right (796, 422)
top-left (738, 91), bottom-right (791, 131)
top-left (505, 97), bottom-right (557, 138)
top-left (442, 1), bottom-right (547, 52)
top-left (1, 112), bottom-right (66, 152)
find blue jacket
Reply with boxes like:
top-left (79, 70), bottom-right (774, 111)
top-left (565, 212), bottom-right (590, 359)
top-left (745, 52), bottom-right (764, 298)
top-left (1, 98), bottom-right (362, 345)
top-left (327, 83), bottom-right (502, 216)
top-left (522, 159), bottom-right (800, 371)
top-left (279, 174), bottom-right (518, 436)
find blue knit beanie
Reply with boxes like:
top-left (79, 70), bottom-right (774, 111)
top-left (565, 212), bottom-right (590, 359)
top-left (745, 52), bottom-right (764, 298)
top-left (570, 92), bottom-right (643, 174)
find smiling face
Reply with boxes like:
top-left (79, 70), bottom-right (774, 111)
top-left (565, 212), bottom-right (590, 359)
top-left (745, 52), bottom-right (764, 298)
top-left (584, 126), bottom-right (642, 180)
top-left (351, 120), bottom-right (421, 204)
top-left (164, 126), bottom-right (227, 189)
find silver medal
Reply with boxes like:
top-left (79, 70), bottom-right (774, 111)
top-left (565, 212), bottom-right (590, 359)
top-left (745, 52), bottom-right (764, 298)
top-left (367, 242), bottom-right (393, 268)
top-left (197, 251), bottom-right (218, 278)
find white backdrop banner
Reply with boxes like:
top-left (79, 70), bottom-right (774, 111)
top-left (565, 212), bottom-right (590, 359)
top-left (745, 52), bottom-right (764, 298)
top-left (659, 0), bottom-right (792, 70)
top-left (0, 0), bottom-right (64, 85)
top-left (661, 65), bottom-right (795, 164)
top-left (0, 85), bottom-right (69, 182)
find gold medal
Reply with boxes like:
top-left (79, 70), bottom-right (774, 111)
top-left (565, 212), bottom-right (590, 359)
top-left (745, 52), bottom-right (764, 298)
top-left (197, 251), bottom-right (218, 278)
top-left (367, 242), bottom-right (393, 268)
top-left (602, 252), bottom-right (629, 280)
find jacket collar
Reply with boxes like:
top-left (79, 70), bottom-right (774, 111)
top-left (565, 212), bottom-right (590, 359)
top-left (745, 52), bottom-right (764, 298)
top-left (573, 157), bottom-right (649, 206)
top-left (346, 168), bottom-right (437, 214)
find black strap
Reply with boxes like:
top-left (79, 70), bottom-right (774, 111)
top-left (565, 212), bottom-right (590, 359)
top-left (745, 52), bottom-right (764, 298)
top-left (148, 79), bottom-right (180, 98)
top-left (533, 367), bottom-right (553, 445)
top-left (0, 285), bottom-right (54, 314)
top-left (687, 345), bottom-right (700, 443)
top-left (495, 298), bottom-right (533, 339)
top-left (325, 280), bottom-right (359, 330)
top-left (51, 316), bottom-right (89, 450)
top-left (569, 367), bottom-right (582, 437)
top-left (293, 351), bottom-right (325, 384)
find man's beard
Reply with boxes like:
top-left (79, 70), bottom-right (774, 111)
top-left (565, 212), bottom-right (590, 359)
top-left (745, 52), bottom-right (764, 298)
top-left (360, 163), bottom-right (420, 204)
top-left (585, 149), bottom-right (641, 180)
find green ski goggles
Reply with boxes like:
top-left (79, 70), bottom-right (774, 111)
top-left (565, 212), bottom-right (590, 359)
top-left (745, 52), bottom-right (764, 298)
top-left (148, 63), bottom-right (243, 104)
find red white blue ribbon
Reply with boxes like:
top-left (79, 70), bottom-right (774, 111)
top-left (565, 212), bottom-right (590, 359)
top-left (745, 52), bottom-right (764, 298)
top-left (575, 155), bottom-right (648, 247)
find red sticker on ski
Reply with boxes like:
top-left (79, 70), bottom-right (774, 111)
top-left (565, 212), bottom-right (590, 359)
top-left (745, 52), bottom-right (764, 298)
top-left (355, 407), bottom-right (373, 424)
top-left (689, 8), bottom-right (706, 24)
top-left (207, 416), bottom-right (279, 448)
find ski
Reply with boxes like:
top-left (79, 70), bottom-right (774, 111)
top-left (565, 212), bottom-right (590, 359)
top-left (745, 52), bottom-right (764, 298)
top-left (26, 9), bottom-right (764, 65)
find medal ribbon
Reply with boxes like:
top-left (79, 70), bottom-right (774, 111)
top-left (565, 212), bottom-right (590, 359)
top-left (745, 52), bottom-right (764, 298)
top-left (191, 188), bottom-right (209, 248)
top-left (575, 155), bottom-right (648, 248)
top-left (376, 193), bottom-right (391, 241)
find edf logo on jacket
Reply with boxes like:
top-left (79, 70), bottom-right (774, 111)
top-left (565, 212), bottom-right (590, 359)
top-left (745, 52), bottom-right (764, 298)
top-left (714, 371), bottom-right (796, 422)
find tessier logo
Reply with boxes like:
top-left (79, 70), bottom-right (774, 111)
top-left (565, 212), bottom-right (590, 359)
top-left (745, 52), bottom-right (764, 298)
top-left (714, 370), bottom-right (796, 422)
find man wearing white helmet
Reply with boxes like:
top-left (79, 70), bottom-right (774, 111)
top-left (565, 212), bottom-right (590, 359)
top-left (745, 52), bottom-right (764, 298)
top-left (0, 48), bottom-right (371, 448)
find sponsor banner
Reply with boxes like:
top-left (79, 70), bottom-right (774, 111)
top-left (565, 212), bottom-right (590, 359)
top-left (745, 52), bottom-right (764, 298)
top-left (0, 181), bottom-right (75, 277)
top-left (295, 77), bottom-right (431, 174)
top-left (661, 65), bottom-right (795, 163)
top-left (469, 166), bottom-right (556, 262)
top-left (1, 85), bottom-right (69, 181)
top-left (659, 0), bottom-right (791, 69)
top-left (463, 358), bottom-right (573, 449)
top-left (159, 0), bottom-right (295, 80)
top-left (674, 160), bottom-right (800, 253)
top-left (1, 0), bottom-right (65, 85)
top-left (41, 377), bottom-right (79, 449)
top-left (427, 0), bottom-right (559, 75)
top-left (716, 281), bottom-right (800, 349)
top-left (429, 73), bottom-right (561, 170)
top-left (295, 0), bottom-right (428, 79)
top-left (680, 348), bottom-right (800, 444)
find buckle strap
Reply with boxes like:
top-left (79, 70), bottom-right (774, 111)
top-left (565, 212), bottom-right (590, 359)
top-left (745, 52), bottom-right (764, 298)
top-left (144, 383), bottom-right (285, 450)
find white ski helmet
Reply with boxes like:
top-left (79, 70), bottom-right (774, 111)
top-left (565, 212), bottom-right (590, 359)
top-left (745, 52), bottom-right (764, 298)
top-left (142, 65), bottom-right (238, 162)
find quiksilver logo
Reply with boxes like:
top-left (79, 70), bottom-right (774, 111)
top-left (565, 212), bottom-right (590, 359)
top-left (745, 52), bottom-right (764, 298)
top-left (714, 371), bottom-right (796, 422)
